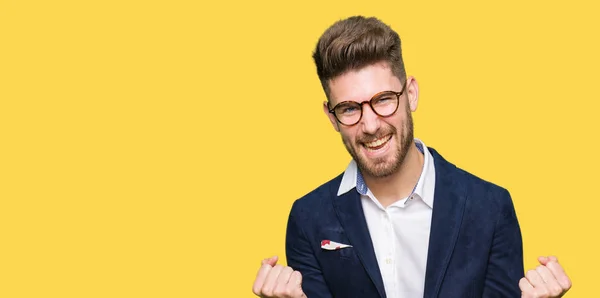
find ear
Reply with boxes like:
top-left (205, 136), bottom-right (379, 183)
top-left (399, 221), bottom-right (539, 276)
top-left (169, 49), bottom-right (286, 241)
top-left (406, 76), bottom-right (419, 112)
top-left (323, 101), bottom-right (340, 132)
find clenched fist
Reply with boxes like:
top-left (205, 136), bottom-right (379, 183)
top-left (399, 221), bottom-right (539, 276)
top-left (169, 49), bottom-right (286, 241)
top-left (252, 256), bottom-right (306, 298)
top-left (520, 256), bottom-right (572, 298)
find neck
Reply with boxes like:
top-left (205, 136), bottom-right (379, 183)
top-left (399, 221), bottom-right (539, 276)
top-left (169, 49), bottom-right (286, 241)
top-left (362, 141), bottom-right (424, 208)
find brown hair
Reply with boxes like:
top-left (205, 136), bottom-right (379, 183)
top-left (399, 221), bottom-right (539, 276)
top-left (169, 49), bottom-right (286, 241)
top-left (312, 16), bottom-right (407, 100)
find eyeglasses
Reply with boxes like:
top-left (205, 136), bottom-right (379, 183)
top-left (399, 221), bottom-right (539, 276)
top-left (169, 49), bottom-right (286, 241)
top-left (328, 80), bottom-right (407, 126)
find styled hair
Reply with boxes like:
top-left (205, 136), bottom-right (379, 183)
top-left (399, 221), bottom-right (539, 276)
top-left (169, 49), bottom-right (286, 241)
top-left (312, 16), bottom-right (407, 100)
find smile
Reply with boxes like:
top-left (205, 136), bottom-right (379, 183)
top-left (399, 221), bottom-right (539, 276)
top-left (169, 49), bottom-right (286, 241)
top-left (363, 134), bottom-right (392, 151)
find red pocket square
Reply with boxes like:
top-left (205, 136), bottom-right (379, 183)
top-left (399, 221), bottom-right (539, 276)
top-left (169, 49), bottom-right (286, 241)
top-left (321, 240), bottom-right (352, 250)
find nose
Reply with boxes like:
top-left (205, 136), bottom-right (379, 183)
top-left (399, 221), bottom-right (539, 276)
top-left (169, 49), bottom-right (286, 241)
top-left (359, 103), bottom-right (380, 134)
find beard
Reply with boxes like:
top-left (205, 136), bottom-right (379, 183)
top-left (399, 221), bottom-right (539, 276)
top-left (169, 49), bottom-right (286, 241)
top-left (342, 108), bottom-right (414, 178)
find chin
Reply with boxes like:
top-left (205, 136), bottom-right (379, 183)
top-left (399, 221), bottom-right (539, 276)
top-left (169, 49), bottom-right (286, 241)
top-left (358, 156), bottom-right (399, 178)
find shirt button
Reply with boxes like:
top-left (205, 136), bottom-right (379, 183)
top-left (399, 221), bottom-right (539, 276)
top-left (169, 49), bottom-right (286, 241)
top-left (385, 258), bottom-right (392, 264)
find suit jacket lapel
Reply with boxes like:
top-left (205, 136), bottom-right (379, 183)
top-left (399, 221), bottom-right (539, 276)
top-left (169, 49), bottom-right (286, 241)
top-left (332, 188), bottom-right (386, 298)
top-left (423, 148), bottom-right (467, 298)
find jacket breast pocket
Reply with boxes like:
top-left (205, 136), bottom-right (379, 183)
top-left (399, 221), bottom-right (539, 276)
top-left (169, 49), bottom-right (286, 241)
top-left (321, 245), bottom-right (356, 259)
top-left (317, 245), bottom-right (363, 279)
top-left (316, 228), bottom-right (360, 263)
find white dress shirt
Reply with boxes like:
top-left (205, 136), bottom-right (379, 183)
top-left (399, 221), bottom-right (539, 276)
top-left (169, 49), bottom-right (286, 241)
top-left (337, 138), bottom-right (436, 298)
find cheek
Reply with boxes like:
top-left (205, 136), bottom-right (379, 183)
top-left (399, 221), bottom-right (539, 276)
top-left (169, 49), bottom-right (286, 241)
top-left (382, 116), bottom-right (404, 133)
top-left (393, 108), bottom-right (411, 130)
top-left (339, 128), bottom-right (357, 144)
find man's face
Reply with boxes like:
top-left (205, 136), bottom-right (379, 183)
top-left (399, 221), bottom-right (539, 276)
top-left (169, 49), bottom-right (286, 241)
top-left (324, 62), bottom-right (419, 178)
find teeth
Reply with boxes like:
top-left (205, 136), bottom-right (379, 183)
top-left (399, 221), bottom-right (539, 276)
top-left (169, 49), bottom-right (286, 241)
top-left (365, 135), bottom-right (391, 148)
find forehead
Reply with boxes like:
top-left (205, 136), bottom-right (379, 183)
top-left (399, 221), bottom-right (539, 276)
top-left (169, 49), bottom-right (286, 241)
top-left (328, 62), bottom-right (402, 105)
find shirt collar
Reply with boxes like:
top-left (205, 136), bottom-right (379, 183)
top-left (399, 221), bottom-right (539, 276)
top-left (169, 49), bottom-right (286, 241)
top-left (337, 138), bottom-right (436, 208)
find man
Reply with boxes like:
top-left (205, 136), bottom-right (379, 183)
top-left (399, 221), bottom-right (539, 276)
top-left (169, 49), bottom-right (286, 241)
top-left (253, 16), bottom-right (572, 298)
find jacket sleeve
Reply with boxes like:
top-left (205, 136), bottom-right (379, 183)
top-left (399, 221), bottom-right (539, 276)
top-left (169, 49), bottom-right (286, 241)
top-left (482, 189), bottom-right (525, 297)
top-left (285, 202), bottom-right (333, 298)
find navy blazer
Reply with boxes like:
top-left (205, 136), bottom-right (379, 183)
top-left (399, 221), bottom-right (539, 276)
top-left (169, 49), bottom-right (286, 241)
top-left (285, 147), bottom-right (524, 298)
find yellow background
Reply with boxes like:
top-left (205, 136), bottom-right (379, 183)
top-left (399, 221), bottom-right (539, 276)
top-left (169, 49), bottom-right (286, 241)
top-left (1, 0), bottom-right (598, 297)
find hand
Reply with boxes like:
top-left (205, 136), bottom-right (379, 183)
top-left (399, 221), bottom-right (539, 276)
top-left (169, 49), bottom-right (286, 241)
top-left (520, 256), bottom-right (572, 298)
top-left (252, 256), bottom-right (306, 298)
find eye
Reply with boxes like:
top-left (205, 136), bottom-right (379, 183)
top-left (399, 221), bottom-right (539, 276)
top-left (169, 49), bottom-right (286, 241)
top-left (335, 103), bottom-right (359, 114)
top-left (374, 95), bottom-right (395, 105)
top-left (341, 106), bottom-right (358, 114)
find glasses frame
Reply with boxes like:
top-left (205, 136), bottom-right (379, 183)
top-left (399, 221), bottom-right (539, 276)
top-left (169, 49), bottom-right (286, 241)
top-left (328, 80), bottom-right (407, 126)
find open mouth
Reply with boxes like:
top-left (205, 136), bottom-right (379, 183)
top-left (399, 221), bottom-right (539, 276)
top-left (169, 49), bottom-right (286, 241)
top-left (363, 134), bottom-right (393, 152)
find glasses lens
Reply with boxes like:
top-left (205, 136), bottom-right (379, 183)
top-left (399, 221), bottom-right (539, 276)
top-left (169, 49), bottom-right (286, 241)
top-left (334, 102), bottom-right (361, 125)
top-left (372, 92), bottom-right (399, 116)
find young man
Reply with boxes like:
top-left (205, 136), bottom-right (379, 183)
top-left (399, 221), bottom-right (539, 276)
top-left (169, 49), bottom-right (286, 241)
top-left (253, 16), bottom-right (572, 298)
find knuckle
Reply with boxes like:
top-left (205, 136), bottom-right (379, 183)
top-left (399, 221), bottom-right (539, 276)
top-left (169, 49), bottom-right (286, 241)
top-left (257, 265), bottom-right (271, 276)
top-left (537, 287), bottom-right (549, 296)
top-left (549, 286), bottom-right (563, 295)
top-left (261, 286), bottom-right (274, 296)
top-left (526, 269), bottom-right (536, 278)
top-left (261, 264), bottom-right (272, 270)
top-left (282, 266), bottom-right (293, 274)
top-left (292, 287), bottom-right (304, 295)
top-left (284, 287), bottom-right (295, 296)
top-left (252, 282), bottom-right (263, 295)
top-left (273, 285), bottom-right (289, 297)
